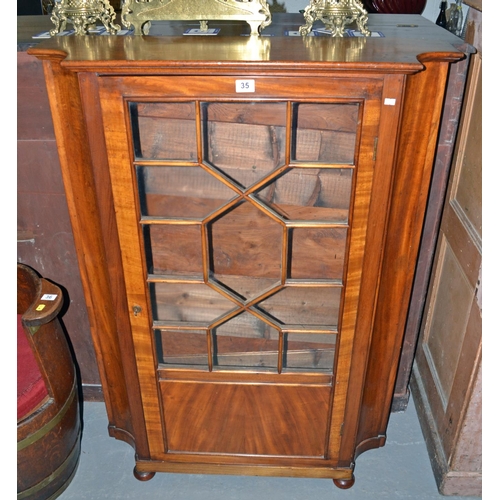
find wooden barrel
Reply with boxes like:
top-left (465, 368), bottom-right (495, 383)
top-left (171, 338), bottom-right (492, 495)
top-left (17, 264), bottom-right (82, 500)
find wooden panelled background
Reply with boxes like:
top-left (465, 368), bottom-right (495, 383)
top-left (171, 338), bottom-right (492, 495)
top-left (410, 1), bottom-right (482, 495)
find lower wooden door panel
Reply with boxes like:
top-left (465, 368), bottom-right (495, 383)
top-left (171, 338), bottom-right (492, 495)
top-left (160, 381), bottom-right (331, 456)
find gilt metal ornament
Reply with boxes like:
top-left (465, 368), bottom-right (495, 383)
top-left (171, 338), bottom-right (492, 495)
top-left (50, 0), bottom-right (121, 36)
top-left (299, 0), bottom-right (370, 37)
top-left (121, 0), bottom-right (272, 36)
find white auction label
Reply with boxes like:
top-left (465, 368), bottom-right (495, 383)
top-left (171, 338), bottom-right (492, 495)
top-left (235, 80), bottom-right (255, 93)
top-left (384, 98), bottom-right (397, 106)
top-left (41, 294), bottom-right (58, 301)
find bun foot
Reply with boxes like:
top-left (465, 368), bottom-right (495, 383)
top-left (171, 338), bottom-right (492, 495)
top-left (333, 476), bottom-right (355, 489)
top-left (133, 466), bottom-right (156, 481)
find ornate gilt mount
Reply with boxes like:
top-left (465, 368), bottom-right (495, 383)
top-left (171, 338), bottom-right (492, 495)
top-left (299, 0), bottom-right (370, 37)
top-left (121, 0), bottom-right (272, 35)
top-left (50, 0), bottom-right (121, 36)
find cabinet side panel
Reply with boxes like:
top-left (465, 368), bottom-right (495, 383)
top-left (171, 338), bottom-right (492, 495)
top-left (356, 61), bottom-right (452, 452)
top-left (78, 72), bottom-right (151, 456)
top-left (394, 52), bottom-right (471, 411)
top-left (337, 73), bottom-right (405, 464)
top-left (39, 57), bottom-right (136, 447)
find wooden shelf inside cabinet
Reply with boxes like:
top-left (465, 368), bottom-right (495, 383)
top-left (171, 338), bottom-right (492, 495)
top-left (28, 14), bottom-right (468, 490)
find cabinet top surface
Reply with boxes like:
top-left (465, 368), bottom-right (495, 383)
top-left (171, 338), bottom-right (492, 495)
top-left (24, 14), bottom-right (468, 73)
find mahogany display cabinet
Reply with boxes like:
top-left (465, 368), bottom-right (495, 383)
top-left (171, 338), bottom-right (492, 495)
top-left (29, 14), bottom-right (468, 489)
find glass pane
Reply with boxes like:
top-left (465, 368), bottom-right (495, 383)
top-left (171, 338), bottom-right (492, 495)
top-left (257, 286), bottom-right (341, 327)
top-left (144, 224), bottom-right (203, 278)
top-left (135, 99), bottom-right (353, 376)
top-left (150, 283), bottom-right (235, 325)
top-left (137, 166), bottom-right (236, 219)
top-left (209, 201), bottom-right (282, 300)
top-left (212, 313), bottom-right (279, 370)
top-left (292, 103), bottom-right (359, 164)
top-left (155, 329), bottom-right (208, 367)
top-left (130, 102), bottom-right (198, 161)
top-left (283, 333), bottom-right (336, 372)
top-left (202, 102), bottom-right (287, 188)
top-left (290, 227), bottom-right (347, 280)
top-left (256, 168), bottom-right (352, 222)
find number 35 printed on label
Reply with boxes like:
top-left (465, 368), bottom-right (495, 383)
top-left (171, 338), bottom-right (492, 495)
top-left (235, 80), bottom-right (255, 93)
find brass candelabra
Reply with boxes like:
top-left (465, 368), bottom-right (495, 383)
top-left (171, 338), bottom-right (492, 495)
top-left (299, 0), bottom-right (370, 37)
top-left (50, 0), bottom-right (121, 36)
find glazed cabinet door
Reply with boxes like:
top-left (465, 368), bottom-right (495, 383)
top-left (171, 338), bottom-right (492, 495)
top-left (96, 73), bottom-right (404, 473)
